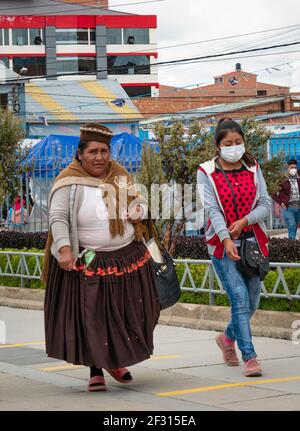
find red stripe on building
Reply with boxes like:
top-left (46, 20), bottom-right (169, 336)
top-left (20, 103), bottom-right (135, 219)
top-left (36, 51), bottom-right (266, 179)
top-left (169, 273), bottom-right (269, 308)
top-left (54, 16), bottom-right (96, 28)
top-left (0, 16), bottom-right (45, 28)
top-left (0, 15), bottom-right (157, 29)
top-left (96, 16), bottom-right (157, 28)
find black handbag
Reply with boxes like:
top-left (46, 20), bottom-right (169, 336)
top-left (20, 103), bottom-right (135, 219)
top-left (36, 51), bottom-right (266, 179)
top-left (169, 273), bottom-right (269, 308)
top-left (216, 159), bottom-right (270, 281)
top-left (145, 223), bottom-right (181, 310)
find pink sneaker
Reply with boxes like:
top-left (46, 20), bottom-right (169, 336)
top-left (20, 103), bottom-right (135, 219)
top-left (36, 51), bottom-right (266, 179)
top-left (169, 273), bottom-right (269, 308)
top-left (215, 333), bottom-right (239, 366)
top-left (244, 358), bottom-right (262, 377)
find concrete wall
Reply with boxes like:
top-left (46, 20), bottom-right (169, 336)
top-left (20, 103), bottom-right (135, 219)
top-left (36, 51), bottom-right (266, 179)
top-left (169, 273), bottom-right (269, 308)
top-left (96, 25), bottom-right (108, 79)
top-left (45, 26), bottom-right (57, 80)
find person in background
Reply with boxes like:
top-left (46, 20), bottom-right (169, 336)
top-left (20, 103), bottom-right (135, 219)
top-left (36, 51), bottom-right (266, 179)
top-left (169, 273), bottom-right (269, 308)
top-left (272, 159), bottom-right (300, 240)
top-left (8, 196), bottom-right (28, 228)
top-left (197, 118), bottom-right (271, 378)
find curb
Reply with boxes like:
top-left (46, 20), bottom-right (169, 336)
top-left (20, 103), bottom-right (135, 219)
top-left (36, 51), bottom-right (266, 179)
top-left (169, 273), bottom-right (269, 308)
top-left (0, 286), bottom-right (299, 340)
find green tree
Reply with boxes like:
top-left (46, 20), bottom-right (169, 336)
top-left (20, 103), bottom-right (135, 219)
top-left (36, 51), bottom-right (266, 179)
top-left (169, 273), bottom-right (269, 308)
top-left (240, 116), bottom-right (285, 194)
top-left (0, 109), bottom-right (25, 205)
top-left (138, 117), bottom-right (284, 254)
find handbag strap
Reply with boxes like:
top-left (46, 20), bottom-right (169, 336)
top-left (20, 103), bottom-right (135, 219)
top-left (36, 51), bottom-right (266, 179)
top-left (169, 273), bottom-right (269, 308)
top-left (215, 159), bottom-right (240, 222)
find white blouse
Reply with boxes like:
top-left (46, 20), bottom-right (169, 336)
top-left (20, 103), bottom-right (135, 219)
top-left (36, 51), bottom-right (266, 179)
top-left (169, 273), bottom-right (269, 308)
top-left (77, 185), bottom-right (145, 251)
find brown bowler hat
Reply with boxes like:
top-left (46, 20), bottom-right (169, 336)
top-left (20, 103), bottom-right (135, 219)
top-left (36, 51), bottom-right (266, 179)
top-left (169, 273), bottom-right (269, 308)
top-left (80, 123), bottom-right (113, 145)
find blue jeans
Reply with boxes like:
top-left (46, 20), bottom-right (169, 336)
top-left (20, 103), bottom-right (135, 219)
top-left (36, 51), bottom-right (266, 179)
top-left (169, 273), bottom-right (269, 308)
top-left (211, 253), bottom-right (262, 361)
top-left (283, 207), bottom-right (300, 240)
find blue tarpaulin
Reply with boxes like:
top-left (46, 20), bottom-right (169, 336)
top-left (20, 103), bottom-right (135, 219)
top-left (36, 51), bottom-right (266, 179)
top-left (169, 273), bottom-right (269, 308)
top-left (24, 132), bottom-right (158, 177)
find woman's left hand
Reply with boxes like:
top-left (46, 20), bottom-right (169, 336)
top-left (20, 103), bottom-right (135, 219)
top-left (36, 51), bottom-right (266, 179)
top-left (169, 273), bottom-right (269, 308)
top-left (127, 204), bottom-right (143, 224)
top-left (228, 217), bottom-right (248, 239)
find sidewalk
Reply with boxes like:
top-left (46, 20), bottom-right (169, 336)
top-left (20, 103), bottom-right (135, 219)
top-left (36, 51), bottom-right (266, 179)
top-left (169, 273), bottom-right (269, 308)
top-left (0, 306), bottom-right (300, 411)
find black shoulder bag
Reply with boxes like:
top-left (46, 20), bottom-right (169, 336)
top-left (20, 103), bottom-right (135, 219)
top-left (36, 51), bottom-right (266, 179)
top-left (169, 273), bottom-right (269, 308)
top-left (216, 160), bottom-right (270, 281)
top-left (144, 219), bottom-right (181, 310)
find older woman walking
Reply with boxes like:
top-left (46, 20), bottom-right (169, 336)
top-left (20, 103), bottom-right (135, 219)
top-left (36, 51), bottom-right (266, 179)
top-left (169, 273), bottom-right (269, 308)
top-left (42, 123), bottom-right (161, 392)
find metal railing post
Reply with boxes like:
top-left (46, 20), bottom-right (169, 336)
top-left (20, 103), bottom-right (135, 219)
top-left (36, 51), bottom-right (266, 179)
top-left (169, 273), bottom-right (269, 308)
top-left (208, 264), bottom-right (215, 306)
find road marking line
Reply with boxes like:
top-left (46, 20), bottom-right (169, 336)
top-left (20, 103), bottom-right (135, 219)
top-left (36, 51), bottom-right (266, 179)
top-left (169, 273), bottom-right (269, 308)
top-left (157, 376), bottom-right (300, 396)
top-left (41, 365), bottom-right (84, 372)
top-left (0, 342), bottom-right (45, 349)
top-left (150, 355), bottom-right (180, 360)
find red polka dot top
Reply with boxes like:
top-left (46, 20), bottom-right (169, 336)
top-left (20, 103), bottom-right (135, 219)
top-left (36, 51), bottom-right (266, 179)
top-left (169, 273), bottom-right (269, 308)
top-left (211, 165), bottom-right (256, 234)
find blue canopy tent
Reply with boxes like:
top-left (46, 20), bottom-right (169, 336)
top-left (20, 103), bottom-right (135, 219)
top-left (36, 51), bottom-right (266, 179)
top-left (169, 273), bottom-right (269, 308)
top-left (24, 132), bottom-right (153, 177)
top-left (23, 132), bottom-right (157, 231)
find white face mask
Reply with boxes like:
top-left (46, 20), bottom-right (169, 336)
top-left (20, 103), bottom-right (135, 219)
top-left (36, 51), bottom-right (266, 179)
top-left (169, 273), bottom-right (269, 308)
top-left (289, 168), bottom-right (297, 176)
top-left (220, 143), bottom-right (245, 163)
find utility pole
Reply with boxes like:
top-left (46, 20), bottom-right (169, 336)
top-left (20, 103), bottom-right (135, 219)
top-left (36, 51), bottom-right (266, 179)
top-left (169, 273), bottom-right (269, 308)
top-left (0, 61), bottom-right (27, 135)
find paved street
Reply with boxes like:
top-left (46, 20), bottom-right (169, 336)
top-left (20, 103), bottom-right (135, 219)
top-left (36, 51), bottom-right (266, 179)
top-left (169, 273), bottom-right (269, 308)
top-left (0, 305), bottom-right (300, 411)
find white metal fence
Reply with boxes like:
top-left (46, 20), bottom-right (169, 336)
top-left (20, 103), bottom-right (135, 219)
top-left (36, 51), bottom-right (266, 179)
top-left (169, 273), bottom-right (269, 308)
top-left (0, 251), bottom-right (299, 303)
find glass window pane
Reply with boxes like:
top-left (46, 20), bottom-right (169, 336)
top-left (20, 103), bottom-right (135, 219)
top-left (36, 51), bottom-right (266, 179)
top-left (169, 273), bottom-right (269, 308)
top-left (57, 57), bottom-right (78, 74)
top-left (13, 57), bottom-right (46, 76)
top-left (12, 29), bottom-right (26, 46)
top-left (30, 28), bottom-right (44, 45)
top-left (108, 55), bottom-right (150, 75)
top-left (90, 28), bottom-right (96, 45)
top-left (57, 57), bottom-right (96, 74)
top-left (123, 85), bottom-right (152, 98)
top-left (4, 29), bottom-right (9, 45)
top-left (77, 28), bottom-right (89, 45)
top-left (107, 28), bottom-right (122, 44)
top-left (123, 28), bottom-right (149, 44)
top-left (0, 29), bottom-right (9, 45)
top-left (56, 29), bottom-right (77, 44)
top-left (56, 28), bottom-right (89, 45)
top-left (78, 57), bottom-right (96, 73)
top-left (12, 28), bottom-right (28, 46)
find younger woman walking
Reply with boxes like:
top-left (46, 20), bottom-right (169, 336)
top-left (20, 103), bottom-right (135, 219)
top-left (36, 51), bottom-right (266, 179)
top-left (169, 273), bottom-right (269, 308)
top-left (197, 118), bottom-right (271, 377)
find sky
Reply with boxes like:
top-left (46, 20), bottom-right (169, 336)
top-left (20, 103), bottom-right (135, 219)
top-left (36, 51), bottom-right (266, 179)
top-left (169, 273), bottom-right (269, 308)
top-left (109, 0), bottom-right (300, 91)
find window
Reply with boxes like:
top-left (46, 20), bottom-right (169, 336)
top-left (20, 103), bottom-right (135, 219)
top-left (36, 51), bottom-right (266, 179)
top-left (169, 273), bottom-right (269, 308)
top-left (257, 90), bottom-right (267, 96)
top-left (294, 102), bottom-right (300, 108)
top-left (123, 85), bottom-right (152, 98)
top-left (30, 28), bottom-right (44, 45)
top-left (12, 28), bottom-right (28, 45)
top-left (107, 55), bottom-right (150, 75)
top-left (13, 57), bottom-right (46, 76)
top-left (107, 28), bottom-right (122, 44)
top-left (57, 56), bottom-right (96, 74)
top-left (229, 90), bottom-right (235, 94)
top-left (56, 28), bottom-right (95, 45)
top-left (0, 93), bottom-right (8, 108)
top-left (0, 28), bottom-right (9, 45)
top-left (123, 28), bottom-right (149, 44)
top-left (90, 28), bottom-right (96, 45)
top-left (215, 77), bottom-right (223, 84)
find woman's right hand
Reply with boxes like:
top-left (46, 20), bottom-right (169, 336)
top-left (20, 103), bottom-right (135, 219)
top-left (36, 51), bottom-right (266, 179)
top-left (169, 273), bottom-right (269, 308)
top-left (223, 238), bottom-right (241, 261)
top-left (58, 246), bottom-right (75, 271)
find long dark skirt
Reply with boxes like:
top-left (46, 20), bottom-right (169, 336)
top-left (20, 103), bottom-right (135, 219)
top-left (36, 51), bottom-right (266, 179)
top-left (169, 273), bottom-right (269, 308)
top-left (44, 240), bottom-right (161, 369)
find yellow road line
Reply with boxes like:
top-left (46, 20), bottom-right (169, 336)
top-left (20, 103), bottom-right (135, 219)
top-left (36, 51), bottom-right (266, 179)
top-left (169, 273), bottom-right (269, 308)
top-left (150, 355), bottom-right (180, 360)
top-left (157, 376), bottom-right (300, 397)
top-left (0, 341), bottom-right (45, 349)
top-left (41, 364), bottom-right (84, 372)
